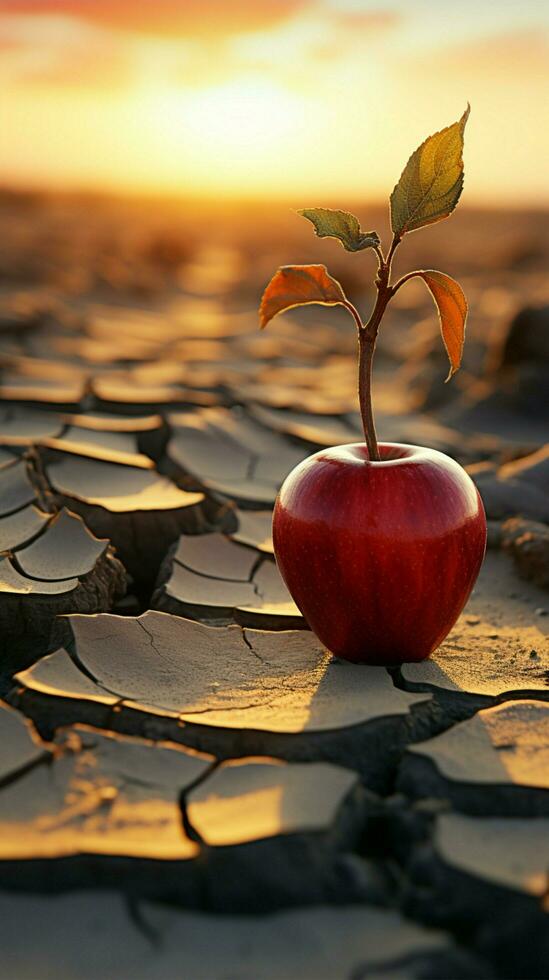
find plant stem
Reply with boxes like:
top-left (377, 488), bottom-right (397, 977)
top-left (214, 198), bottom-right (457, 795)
top-left (356, 235), bottom-right (401, 460)
top-left (373, 243), bottom-right (385, 268)
top-left (385, 234), bottom-right (401, 271)
top-left (358, 331), bottom-right (380, 461)
top-left (391, 270), bottom-right (419, 297)
top-left (342, 300), bottom-right (363, 333)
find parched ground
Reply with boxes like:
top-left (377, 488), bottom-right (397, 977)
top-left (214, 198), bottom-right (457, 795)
top-left (0, 193), bottom-right (548, 979)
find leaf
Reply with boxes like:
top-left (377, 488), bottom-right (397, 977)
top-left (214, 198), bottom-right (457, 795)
top-left (390, 105), bottom-right (470, 237)
top-left (417, 270), bottom-right (468, 380)
top-left (260, 264), bottom-right (349, 329)
top-left (297, 208), bottom-right (380, 252)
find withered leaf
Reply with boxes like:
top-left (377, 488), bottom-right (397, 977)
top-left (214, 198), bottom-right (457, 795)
top-left (260, 265), bottom-right (349, 329)
top-left (417, 270), bottom-right (468, 380)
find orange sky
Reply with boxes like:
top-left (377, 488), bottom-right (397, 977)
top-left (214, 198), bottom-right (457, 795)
top-left (0, 0), bottom-right (547, 203)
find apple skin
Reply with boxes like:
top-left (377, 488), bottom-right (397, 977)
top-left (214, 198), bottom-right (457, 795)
top-left (273, 442), bottom-right (487, 664)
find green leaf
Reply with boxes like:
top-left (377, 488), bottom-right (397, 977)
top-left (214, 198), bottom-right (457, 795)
top-left (260, 264), bottom-right (349, 329)
top-left (297, 208), bottom-right (380, 252)
top-left (390, 105), bottom-right (470, 238)
top-left (416, 270), bottom-right (468, 380)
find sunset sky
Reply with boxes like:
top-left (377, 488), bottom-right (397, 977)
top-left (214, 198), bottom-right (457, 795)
top-left (0, 0), bottom-right (547, 203)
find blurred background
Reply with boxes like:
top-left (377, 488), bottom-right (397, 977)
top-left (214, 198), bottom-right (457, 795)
top-left (1, 0), bottom-right (547, 202)
top-left (1, 7), bottom-right (548, 972)
top-left (0, 0), bottom-right (548, 448)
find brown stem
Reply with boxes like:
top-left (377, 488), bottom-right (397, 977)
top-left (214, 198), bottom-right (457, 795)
top-left (357, 264), bottom-right (397, 460)
top-left (385, 233), bottom-right (402, 272)
top-left (391, 270), bottom-right (420, 297)
top-left (358, 331), bottom-right (380, 461)
top-left (373, 243), bottom-right (385, 268)
top-left (342, 300), bottom-right (363, 333)
top-left (353, 233), bottom-right (403, 461)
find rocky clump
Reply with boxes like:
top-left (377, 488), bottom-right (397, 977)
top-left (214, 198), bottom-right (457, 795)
top-left (469, 445), bottom-right (549, 523)
top-left (502, 517), bottom-right (549, 590)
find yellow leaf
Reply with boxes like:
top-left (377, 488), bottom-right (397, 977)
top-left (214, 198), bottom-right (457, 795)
top-left (390, 106), bottom-right (470, 237)
top-left (259, 264), bottom-right (348, 329)
top-left (418, 270), bottom-right (468, 380)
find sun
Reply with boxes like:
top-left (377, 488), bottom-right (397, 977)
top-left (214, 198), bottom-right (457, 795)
top-left (184, 79), bottom-right (301, 152)
top-left (140, 78), bottom-right (306, 195)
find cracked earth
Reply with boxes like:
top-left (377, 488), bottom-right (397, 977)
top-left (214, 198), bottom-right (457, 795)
top-left (0, 198), bottom-right (548, 978)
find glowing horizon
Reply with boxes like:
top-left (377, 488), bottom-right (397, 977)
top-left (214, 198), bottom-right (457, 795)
top-left (0, 0), bottom-right (547, 204)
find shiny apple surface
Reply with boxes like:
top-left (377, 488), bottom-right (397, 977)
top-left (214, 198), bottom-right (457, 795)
top-left (273, 443), bottom-right (487, 663)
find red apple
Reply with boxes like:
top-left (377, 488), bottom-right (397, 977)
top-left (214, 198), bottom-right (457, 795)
top-left (273, 442), bottom-right (486, 664)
